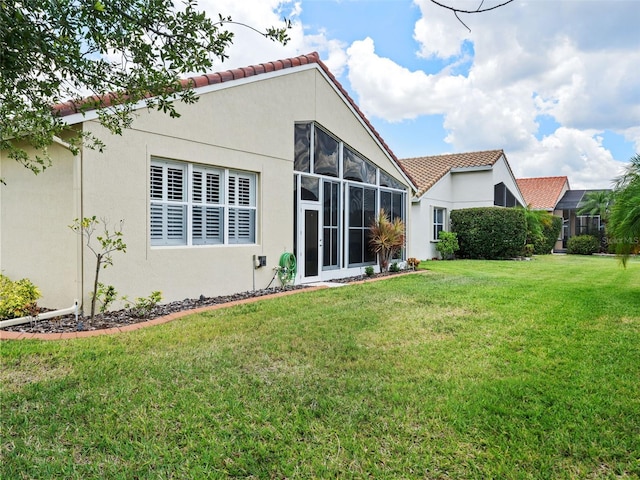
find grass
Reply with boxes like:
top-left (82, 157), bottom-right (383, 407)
top-left (1, 255), bottom-right (639, 479)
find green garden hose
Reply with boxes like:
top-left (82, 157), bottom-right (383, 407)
top-left (277, 252), bottom-right (297, 286)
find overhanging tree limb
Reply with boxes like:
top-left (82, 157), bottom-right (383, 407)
top-left (0, 0), bottom-right (290, 176)
top-left (429, 0), bottom-right (515, 32)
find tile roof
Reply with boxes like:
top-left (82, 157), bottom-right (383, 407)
top-left (398, 150), bottom-right (505, 198)
top-left (516, 176), bottom-right (569, 210)
top-left (52, 51), bottom-right (406, 178)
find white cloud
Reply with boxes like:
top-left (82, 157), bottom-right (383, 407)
top-left (346, 37), bottom-right (467, 121)
top-left (412, 3), bottom-right (469, 59)
top-left (190, 0), bottom-right (639, 189)
top-left (196, 0), bottom-right (301, 69)
top-left (343, 0), bottom-right (640, 188)
top-left (512, 127), bottom-right (625, 189)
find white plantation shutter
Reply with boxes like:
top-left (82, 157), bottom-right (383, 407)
top-left (228, 173), bottom-right (256, 244)
top-left (150, 159), bottom-right (255, 246)
top-left (150, 164), bottom-right (163, 199)
top-left (192, 167), bottom-right (223, 244)
top-left (150, 160), bottom-right (186, 245)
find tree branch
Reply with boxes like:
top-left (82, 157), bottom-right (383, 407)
top-left (430, 0), bottom-right (515, 32)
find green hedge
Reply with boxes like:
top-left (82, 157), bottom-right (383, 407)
top-left (450, 207), bottom-right (527, 259)
top-left (567, 235), bottom-right (599, 255)
top-left (534, 215), bottom-right (563, 254)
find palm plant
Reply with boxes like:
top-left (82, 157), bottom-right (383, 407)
top-left (369, 209), bottom-right (405, 272)
top-left (577, 190), bottom-right (612, 224)
top-left (609, 154), bottom-right (640, 266)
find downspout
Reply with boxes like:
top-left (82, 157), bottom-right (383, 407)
top-left (0, 301), bottom-right (79, 328)
top-left (52, 136), bottom-right (84, 314)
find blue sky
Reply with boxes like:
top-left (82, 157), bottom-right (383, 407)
top-left (204, 0), bottom-right (640, 188)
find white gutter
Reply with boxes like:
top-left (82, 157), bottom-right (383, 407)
top-left (450, 165), bottom-right (493, 173)
top-left (0, 300), bottom-right (79, 329)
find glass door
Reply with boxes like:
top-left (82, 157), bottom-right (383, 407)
top-left (297, 175), bottom-right (322, 282)
top-left (303, 207), bottom-right (321, 279)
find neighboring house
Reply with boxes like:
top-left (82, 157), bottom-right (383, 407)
top-left (399, 150), bottom-right (525, 260)
top-left (554, 189), bottom-right (611, 250)
top-left (517, 176), bottom-right (610, 251)
top-left (0, 52), bottom-right (415, 310)
top-left (516, 176), bottom-right (570, 251)
top-left (516, 176), bottom-right (570, 212)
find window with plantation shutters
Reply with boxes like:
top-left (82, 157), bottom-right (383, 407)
top-left (150, 161), bottom-right (187, 245)
top-left (192, 167), bottom-right (223, 245)
top-left (150, 159), bottom-right (256, 246)
top-left (228, 173), bottom-right (256, 244)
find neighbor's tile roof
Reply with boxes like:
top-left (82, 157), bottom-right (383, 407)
top-left (516, 176), bottom-right (569, 210)
top-left (52, 51), bottom-right (405, 173)
top-left (398, 150), bottom-right (505, 198)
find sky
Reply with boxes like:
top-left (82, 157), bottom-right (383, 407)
top-left (198, 0), bottom-right (640, 189)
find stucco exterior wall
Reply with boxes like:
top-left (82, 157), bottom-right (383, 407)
top-left (2, 65), bottom-right (411, 310)
top-left (408, 155), bottom-right (526, 260)
top-left (409, 176), bottom-right (454, 260)
top-left (451, 170), bottom-right (494, 209)
top-left (0, 143), bottom-right (80, 307)
top-left (491, 156), bottom-right (527, 206)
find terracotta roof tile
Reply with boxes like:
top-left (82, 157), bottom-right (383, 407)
top-left (52, 51), bottom-right (411, 188)
top-left (398, 150), bottom-right (505, 198)
top-left (516, 176), bottom-right (569, 210)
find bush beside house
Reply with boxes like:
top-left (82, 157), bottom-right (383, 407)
top-left (451, 207), bottom-right (527, 259)
top-left (435, 231), bottom-right (460, 260)
top-left (535, 215), bottom-right (563, 254)
top-left (567, 235), bottom-right (600, 255)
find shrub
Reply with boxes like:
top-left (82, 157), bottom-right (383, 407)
top-left (535, 215), bottom-right (563, 254)
top-left (364, 266), bottom-right (375, 277)
top-left (0, 274), bottom-right (41, 320)
top-left (523, 244), bottom-right (535, 257)
top-left (389, 262), bottom-right (400, 273)
top-left (369, 209), bottom-right (405, 272)
top-left (567, 235), bottom-right (599, 255)
top-left (450, 207), bottom-right (527, 259)
top-left (94, 283), bottom-right (118, 313)
top-left (522, 207), bottom-right (563, 255)
top-left (435, 231), bottom-right (460, 260)
top-left (124, 291), bottom-right (163, 318)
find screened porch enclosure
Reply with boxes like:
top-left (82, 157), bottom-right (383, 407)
top-left (293, 122), bottom-right (407, 283)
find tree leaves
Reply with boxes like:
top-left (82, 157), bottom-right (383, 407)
top-left (1, 0), bottom-right (290, 175)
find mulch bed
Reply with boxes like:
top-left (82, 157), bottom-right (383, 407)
top-left (1, 270), bottom-right (413, 335)
top-left (1, 286), bottom-right (307, 335)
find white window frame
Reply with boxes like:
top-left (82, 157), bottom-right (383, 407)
top-left (150, 158), bottom-right (257, 247)
top-left (433, 207), bottom-right (446, 241)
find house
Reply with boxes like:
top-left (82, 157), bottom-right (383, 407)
top-left (516, 176), bottom-right (570, 251)
top-left (398, 150), bottom-right (525, 260)
top-left (516, 176), bottom-right (570, 212)
top-left (554, 189), bottom-right (611, 250)
top-left (0, 52), bottom-right (415, 310)
top-left (516, 176), bottom-right (609, 251)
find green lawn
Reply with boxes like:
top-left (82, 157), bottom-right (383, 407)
top-left (1, 255), bottom-right (639, 479)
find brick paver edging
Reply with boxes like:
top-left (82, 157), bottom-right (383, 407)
top-left (0, 271), bottom-right (427, 341)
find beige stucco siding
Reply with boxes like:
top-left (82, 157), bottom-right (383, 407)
top-left (0, 143), bottom-right (80, 307)
top-left (1, 66), bottom-right (411, 310)
top-left (75, 66), bottom-right (409, 308)
top-left (76, 72), bottom-right (307, 306)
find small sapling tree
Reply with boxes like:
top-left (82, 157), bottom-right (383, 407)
top-left (70, 216), bottom-right (126, 323)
